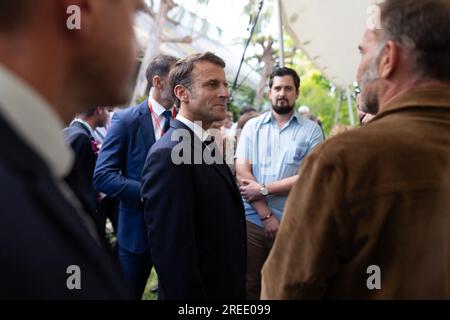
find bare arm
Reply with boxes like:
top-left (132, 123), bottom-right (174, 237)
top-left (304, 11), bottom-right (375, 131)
top-left (237, 158), bottom-right (298, 202)
top-left (236, 159), bottom-right (279, 239)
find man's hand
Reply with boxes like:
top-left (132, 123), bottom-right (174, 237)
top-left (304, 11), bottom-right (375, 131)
top-left (262, 215), bottom-right (279, 240)
top-left (239, 179), bottom-right (263, 202)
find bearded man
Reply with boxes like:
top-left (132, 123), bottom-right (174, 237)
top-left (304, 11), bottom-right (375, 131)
top-left (261, 0), bottom-right (450, 299)
top-left (235, 67), bottom-right (324, 299)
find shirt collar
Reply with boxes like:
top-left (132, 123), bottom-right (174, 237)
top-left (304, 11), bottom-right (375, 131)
top-left (176, 114), bottom-right (209, 142)
top-left (261, 110), bottom-right (302, 126)
top-left (71, 118), bottom-right (94, 136)
top-left (0, 64), bottom-right (74, 178)
top-left (149, 94), bottom-right (167, 117)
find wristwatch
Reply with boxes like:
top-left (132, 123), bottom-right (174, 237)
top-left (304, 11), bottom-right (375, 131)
top-left (260, 183), bottom-right (269, 196)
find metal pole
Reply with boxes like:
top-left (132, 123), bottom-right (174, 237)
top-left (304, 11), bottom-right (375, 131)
top-left (275, 0), bottom-right (285, 67)
top-left (334, 91), bottom-right (341, 125)
top-left (346, 87), bottom-right (355, 126)
top-left (229, 0), bottom-right (264, 104)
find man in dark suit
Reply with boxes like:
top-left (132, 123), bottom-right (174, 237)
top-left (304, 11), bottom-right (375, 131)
top-left (0, 0), bottom-right (144, 298)
top-left (94, 54), bottom-right (178, 299)
top-left (141, 52), bottom-right (247, 300)
top-left (64, 107), bottom-right (110, 239)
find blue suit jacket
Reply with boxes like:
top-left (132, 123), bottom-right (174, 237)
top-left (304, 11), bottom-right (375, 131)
top-left (94, 100), bottom-right (155, 253)
top-left (141, 120), bottom-right (247, 299)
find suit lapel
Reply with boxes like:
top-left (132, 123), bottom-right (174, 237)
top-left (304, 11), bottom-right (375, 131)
top-left (171, 120), bottom-right (242, 202)
top-left (211, 161), bottom-right (242, 202)
top-left (138, 100), bottom-right (156, 150)
top-left (71, 121), bottom-right (92, 137)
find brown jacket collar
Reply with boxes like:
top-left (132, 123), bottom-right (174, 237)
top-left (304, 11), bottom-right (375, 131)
top-left (374, 86), bottom-right (450, 121)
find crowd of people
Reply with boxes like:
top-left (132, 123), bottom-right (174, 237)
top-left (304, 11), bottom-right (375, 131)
top-left (0, 0), bottom-right (449, 300)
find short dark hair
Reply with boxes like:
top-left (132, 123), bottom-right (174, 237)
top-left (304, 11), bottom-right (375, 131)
top-left (169, 52), bottom-right (226, 104)
top-left (145, 54), bottom-right (178, 89)
top-left (78, 107), bottom-right (98, 119)
top-left (239, 107), bottom-right (257, 116)
top-left (269, 67), bottom-right (301, 92)
top-left (0, 0), bottom-right (33, 31)
top-left (78, 107), bottom-right (108, 119)
top-left (379, 0), bottom-right (450, 83)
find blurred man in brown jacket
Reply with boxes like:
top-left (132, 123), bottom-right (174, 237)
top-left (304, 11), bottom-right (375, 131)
top-left (261, 0), bottom-right (450, 299)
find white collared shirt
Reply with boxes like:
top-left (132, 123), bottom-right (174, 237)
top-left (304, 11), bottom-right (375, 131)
top-left (149, 92), bottom-right (175, 141)
top-left (0, 64), bottom-right (101, 246)
top-left (176, 114), bottom-right (209, 142)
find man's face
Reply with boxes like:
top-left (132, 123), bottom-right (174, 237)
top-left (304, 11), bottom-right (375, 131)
top-left (97, 107), bottom-right (110, 128)
top-left (187, 61), bottom-right (229, 126)
top-left (269, 76), bottom-right (299, 115)
top-left (73, 0), bottom-right (144, 108)
top-left (357, 29), bottom-right (384, 115)
top-left (160, 75), bottom-right (175, 109)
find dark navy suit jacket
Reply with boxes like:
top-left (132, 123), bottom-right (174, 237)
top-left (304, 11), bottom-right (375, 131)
top-left (0, 114), bottom-right (130, 299)
top-left (63, 121), bottom-right (104, 238)
top-left (94, 100), bottom-right (155, 254)
top-left (141, 120), bottom-right (247, 300)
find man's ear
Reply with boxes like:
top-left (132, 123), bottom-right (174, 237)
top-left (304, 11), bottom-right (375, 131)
top-left (152, 75), bottom-right (162, 90)
top-left (379, 40), bottom-right (399, 79)
top-left (174, 85), bottom-right (189, 103)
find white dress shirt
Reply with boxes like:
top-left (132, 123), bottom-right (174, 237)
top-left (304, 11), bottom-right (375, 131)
top-left (148, 93), bottom-right (176, 141)
top-left (176, 114), bottom-right (209, 142)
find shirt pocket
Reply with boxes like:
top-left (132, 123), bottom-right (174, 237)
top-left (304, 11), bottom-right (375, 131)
top-left (287, 143), bottom-right (308, 167)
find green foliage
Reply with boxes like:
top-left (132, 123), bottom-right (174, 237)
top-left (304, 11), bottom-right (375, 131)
top-left (282, 46), bottom-right (358, 137)
top-left (230, 83), bottom-right (257, 117)
top-left (142, 269), bottom-right (158, 300)
top-left (136, 95), bottom-right (148, 104)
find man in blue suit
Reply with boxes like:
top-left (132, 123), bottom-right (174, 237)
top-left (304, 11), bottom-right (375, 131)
top-left (141, 52), bottom-right (247, 299)
top-left (94, 54), bottom-right (178, 299)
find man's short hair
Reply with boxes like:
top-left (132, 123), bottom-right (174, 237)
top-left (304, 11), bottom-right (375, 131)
top-left (269, 67), bottom-right (301, 92)
top-left (0, 0), bottom-right (33, 31)
top-left (239, 107), bottom-right (257, 116)
top-left (169, 52), bottom-right (226, 103)
top-left (379, 0), bottom-right (450, 83)
top-left (145, 54), bottom-right (178, 89)
top-left (78, 107), bottom-right (105, 119)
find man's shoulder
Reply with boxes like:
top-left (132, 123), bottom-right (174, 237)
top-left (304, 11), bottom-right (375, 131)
top-left (150, 129), bottom-right (184, 153)
top-left (63, 125), bottom-right (90, 143)
top-left (309, 122), bottom-right (391, 164)
top-left (242, 112), bottom-right (269, 131)
top-left (114, 101), bottom-right (147, 123)
top-left (301, 117), bottom-right (322, 131)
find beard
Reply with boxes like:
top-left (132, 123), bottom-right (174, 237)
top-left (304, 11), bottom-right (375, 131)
top-left (358, 42), bottom-right (386, 115)
top-left (272, 99), bottom-right (295, 115)
top-left (161, 86), bottom-right (175, 108)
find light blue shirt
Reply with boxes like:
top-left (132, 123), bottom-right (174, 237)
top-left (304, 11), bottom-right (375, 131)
top-left (235, 111), bottom-right (324, 227)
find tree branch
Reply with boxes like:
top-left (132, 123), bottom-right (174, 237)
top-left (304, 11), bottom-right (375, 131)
top-left (160, 34), bottom-right (193, 44)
